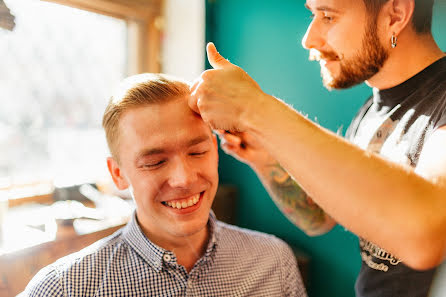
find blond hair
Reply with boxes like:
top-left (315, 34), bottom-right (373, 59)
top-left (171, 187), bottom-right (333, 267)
top-left (102, 73), bottom-right (190, 160)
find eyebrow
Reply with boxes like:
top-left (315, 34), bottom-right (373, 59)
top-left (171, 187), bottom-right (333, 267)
top-left (304, 3), bottom-right (341, 13)
top-left (135, 135), bottom-right (211, 161)
top-left (186, 135), bottom-right (211, 147)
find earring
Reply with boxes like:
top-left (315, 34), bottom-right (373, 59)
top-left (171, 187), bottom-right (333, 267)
top-left (391, 33), bottom-right (397, 48)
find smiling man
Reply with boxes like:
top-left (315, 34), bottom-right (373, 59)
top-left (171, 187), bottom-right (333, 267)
top-left (24, 73), bottom-right (306, 297)
top-left (189, 0), bottom-right (446, 296)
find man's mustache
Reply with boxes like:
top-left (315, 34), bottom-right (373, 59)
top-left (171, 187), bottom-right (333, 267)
top-left (309, 49), bottom-right (339, 61)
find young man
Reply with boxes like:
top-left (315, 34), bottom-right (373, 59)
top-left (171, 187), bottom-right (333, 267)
top-left (24, 74), bottom-right (306, 297)
top-left (189, 0), bottom-right (446, 296)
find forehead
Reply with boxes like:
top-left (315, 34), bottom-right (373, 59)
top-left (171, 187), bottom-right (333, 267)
top-left (118, 97), bottom-right (211, 152)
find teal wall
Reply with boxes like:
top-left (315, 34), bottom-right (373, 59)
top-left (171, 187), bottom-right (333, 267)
top-left (206, 1), bottom-right (446, 297)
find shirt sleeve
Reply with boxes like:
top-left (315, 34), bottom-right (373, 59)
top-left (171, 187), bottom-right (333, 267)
top-left (344, 96), bottom-right (373, 141)
top-left (434, 93), bottom-right (446, 130)
top-left (281, 244), bottom-right (308, 297)
top-left (23, 266), bottom-right (64, 297)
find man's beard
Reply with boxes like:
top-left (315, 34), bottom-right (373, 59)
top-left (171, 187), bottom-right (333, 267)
top-left (319, 19), bottom-right (389, 90)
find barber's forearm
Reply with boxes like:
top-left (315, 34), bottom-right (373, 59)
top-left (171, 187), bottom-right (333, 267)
top-left (246, 94), bottom-right (446, 269)
top-left (254, 161), bottom-right (336, 236)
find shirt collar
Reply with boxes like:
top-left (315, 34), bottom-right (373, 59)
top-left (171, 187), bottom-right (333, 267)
top-left (373, 56), bottom-right (446, 108)
top-left (205, 210), bottom-right (219, 255)
top-left (122, 210), bottom-right (219, 271)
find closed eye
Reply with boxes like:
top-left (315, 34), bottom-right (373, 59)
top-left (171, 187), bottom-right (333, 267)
top-left (142, 160), bottom-right (166, 169)
top-left (190, 151), bottom-right (208, 157)
top-left (323, 14), bottom-right (334, 22)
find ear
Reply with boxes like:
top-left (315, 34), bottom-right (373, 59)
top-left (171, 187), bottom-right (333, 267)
top-left (107, 157), bottom-right (130, 190)
top-left (381, 0), bottom-right (415, 37)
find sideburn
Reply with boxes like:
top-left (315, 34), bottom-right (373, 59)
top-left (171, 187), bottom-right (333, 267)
top-left (330, 16), bottom-right (389, 89)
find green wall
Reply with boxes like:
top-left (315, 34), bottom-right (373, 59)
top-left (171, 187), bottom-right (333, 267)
top-left (206, 1), bottom-right (446, 296)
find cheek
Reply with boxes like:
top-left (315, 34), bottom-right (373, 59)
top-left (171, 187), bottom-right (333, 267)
top-left (328, 29), bottom-right (348, 52)
top-left (202, 152), bottom-right (219, 183)
top-left (328, 22), bottom-right (363, 54)
top-left (129, 173), bottom-right (164, 203)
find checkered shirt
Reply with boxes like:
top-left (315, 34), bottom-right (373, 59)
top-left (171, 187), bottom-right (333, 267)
top-left (24, 212), bottom-right (307, 297)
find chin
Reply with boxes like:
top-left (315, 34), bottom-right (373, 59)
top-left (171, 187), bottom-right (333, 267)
top-left (173, 221), bottom-right (208, 238)
top-left (321, 67), bottom-right (336, 89)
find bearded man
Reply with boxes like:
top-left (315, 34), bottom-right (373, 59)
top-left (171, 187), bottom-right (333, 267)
top-left (189, 0), bottom-right (446, 296)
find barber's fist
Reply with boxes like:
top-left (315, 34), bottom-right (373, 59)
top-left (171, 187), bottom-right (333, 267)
top-left (189, 42), bottom-right (266, 132)
top-left (217, 130), bottom-right (276, 172)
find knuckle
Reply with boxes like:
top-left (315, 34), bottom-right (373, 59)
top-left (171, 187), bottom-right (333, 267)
top-left (201, 70), bottom-right (214, 80)
top-left (199, 87), bottom-right (212, 100)
top-left (197, 97), bottom-right (206, 109)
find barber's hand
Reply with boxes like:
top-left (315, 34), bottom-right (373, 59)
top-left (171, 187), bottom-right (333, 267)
top-left (189, 42), bottom-right (267, 132)
top-left (216, 130), bottom-right (276, 172)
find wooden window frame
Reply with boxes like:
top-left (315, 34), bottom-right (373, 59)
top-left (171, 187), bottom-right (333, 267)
top-left (43, 0), bottom-right (163, 74)
top-left (3, 0), bottom-right (163, 206)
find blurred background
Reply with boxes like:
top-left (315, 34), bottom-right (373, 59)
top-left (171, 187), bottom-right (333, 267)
top-left (0, 0), bottom-right (445, 296)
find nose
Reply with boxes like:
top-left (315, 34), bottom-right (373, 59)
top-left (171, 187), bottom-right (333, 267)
top-left (167, 157), bottom-right (197, 189)
top-left (301, 20), bottom-right (324, 50)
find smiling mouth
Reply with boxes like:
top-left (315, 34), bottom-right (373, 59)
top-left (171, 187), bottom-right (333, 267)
top-left (161, 193), bottom-right (202, 210)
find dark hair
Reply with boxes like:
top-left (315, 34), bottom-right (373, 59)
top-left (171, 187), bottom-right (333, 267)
top-left (363, 0), bottom-right (434, 34)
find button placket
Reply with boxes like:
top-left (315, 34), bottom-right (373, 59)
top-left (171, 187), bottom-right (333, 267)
top-left (187, 279), bottom-right (193, 288)
top-left (163, 254), bottom-right (171, 262)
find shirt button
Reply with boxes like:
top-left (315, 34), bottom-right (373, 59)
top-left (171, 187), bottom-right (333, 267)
top-left (163, 254), bottom-right (171, 262)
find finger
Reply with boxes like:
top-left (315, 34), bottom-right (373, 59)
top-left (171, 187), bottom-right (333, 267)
top-left (225, 131), bottom-right (250, 148)
top-left (188, 92), bottom-right (200, 114)
top-left (207, 42), bottom-right (233, 70)
top-left (218, 131), bottom-right (242, 146)
top-left (221, 142), bottom-right (250, 163)
top-left (225, 130), bottom-right (243, 138)
top-left (220, 141), bottom-right (240, 155)
top-left (222, 132), bottom-right (242, 146)
top-left (190, 77), bottom-right (200, 94)
top-left (215, 129), bottom-right (226, 135)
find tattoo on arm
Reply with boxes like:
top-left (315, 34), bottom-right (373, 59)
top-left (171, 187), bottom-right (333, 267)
top-left (266, 163), bottom-right (331, 234)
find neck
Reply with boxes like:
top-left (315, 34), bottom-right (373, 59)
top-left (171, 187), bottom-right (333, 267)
top-left (139, 218), bottom-right (210, 273)
top-left (366, 33), bottom-right (445, 90)
top-left (171, 227), bottom-right (210, 272)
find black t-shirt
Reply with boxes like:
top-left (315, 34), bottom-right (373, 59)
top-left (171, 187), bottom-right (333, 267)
top-left (345, 56), bottom-right (446, 297)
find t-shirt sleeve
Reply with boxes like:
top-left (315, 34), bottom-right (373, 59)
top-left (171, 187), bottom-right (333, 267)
top-left (434, 93), bottom-right (446, 130)
top-left (23, 266), bottom-right (64, 297)
top-left (344, 96), bottom-right (374, 141)
top-left (280, 244), bottom-right (308, 297)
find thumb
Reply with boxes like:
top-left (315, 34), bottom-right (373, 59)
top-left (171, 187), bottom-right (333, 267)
top-left (207, 42), bottom-right (232, 69)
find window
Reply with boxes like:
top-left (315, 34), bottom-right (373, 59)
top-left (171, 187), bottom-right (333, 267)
top-left (0, 0), bottom-right (161, 202)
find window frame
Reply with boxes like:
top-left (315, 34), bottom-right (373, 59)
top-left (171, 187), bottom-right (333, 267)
top-left (2, 0), bottom-right (163, 206)
top-left (44, 0), bottom-right (163, 74)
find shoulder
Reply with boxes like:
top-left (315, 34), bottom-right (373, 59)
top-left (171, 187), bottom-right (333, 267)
top-left (24, 228), bottom-right (126, 296)
top-left (214, 221), bottom-right (304, 293)
top-left (23, 265), bottom-right (64, 297)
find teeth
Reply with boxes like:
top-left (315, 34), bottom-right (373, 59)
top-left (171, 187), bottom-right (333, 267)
top-left (163, 193), bottom-right (201, 210)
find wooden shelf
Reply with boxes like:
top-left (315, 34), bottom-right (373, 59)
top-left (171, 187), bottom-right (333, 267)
top-left (0, 223), bottom-right (124, 297)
